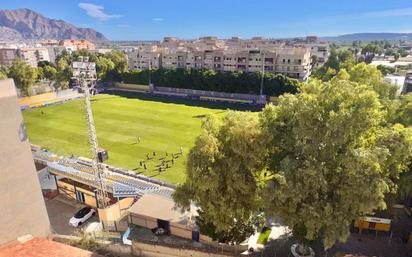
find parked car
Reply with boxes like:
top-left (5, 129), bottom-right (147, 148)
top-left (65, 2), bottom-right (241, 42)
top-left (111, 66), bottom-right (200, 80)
top-left (69, 207), bottom-right (96, 227)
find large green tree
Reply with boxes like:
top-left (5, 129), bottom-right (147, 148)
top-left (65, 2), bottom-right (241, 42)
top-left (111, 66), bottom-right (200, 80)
top-left (390, 93), bottom-right (412, 204)
top-left (96, 56), bottom-right (115, 80)
top-left (8, 59), bottom-right (38, 95)
top-left (260, 79), bottom-right (412, 249)
top-left (173, 112), bottom-right (267, 243)
top-left (106, 50), bottom-right (128, 74)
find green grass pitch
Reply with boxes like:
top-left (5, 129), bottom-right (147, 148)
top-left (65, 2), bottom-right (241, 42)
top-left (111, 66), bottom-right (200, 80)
top-left (23, 92), bottom-right (256, 184)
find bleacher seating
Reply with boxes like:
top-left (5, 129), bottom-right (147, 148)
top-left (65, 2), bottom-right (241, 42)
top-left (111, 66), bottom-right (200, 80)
top-left (33, 148), bottom-right (174, 199)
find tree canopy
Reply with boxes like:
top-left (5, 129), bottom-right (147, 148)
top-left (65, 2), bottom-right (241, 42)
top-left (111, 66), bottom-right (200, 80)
top-left (7, 59), bottom-right (38, 95)
top-left (174, 63), bottom-right (412, 250)
top-left (120, 68), bottom-right (300, 96)
top-left (260, 79), bottom-right (412, 248)
top-left (173, 112), bottom-right (267, 243)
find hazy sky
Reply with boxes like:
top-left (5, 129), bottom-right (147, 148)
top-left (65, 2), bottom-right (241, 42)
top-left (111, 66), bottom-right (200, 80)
top-left (2, 0), bottom-right (412, 40)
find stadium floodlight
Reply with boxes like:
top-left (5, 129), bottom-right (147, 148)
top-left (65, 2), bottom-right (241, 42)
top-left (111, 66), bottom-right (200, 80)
top-left (71, 56), bottom-right (109, 209)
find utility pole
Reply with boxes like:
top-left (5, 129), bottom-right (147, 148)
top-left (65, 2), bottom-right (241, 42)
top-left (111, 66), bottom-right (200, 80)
top-left (260, 51), bottom-right (265, 95)
top-left (72, 56), bottom-right (109, 209)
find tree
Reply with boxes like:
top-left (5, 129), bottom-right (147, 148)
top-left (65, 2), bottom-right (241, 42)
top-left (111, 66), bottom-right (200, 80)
top-left (55, 57), bottom-right (71, 90)
top-left (0, 66), bottom-right (8, 80)
top-left (195, 210), bottom-right (265, 244)
top-left (37, 60), bottom-right (55, 68)
top-left (42, 65), bottom-right (57, 81)
top-left (173, 112), bottom-right (267, 244)
top-left (394, 93), bottom-right (412, 127)
top-left (120, 68), bottom-right (298, 96)
top-left (260, 79), bottom-right (412, 249)
top-left (8, 59), bottom-right (38, 95)
top-left (96, 56), bottom-right (115, 80)
top-left (106, 50), bottom-right (128, 74)
top-left (312, 49), bottom-right (355, 81)
top-left (347, 63), bottom-right (396, 99)
top-left (377, 65), bottom-right (396, 76)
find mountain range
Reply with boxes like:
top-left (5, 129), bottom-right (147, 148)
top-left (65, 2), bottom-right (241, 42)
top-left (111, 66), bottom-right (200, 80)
top-left (322, 33), bottom-right (412, 42)
top-left (0, 8), bottom-right (107, 42)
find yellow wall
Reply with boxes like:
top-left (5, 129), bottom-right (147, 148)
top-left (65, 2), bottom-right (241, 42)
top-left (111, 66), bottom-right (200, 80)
top-left (130, 213), bottom-right (157, 229)
top-left (354, 219), bottom-right (391, 232)
top-left (119, 197), bottom-right (134, 210)
top-left (114, 83), bottom-right (150, 92)
top-left (19, 92), bottom-right (56, 106)
top-left (57, 180), bottom-right (98, 208)
top-left (170, 224), bottom-right (192, 240)
top-left (19, 91), bottom-right (80, 107)
top-left (98, 197), bottom-right (134, 222)
top-left (57, 180), bottom-right (76, 200)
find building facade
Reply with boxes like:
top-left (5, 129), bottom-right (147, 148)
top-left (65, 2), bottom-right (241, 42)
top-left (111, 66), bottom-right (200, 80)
top-left (0, 79), bottom-right (50, 245)
top-left (0, 48), bottom-right (17, 66)
top-left (17, 47), bottom-right (50, 67)
top-left (126, 37), bottom-right (315, 81)
top-left (60, 39), bottom-right (95, 50)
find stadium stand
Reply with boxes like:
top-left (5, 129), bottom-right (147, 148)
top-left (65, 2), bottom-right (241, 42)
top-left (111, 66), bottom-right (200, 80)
top-left (19, 89), bottom-right (82, 110)
top-left (31, 146), bottom-right (174, 198)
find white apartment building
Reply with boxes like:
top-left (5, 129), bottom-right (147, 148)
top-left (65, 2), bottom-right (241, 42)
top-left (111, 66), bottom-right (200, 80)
top-left (0, 48), bottom-right (18, 66)
top-left (302, 42), bottom-right (329, 68)
top-left (186, 50), bottom-right (204, 69)
top-left (17, 47), bottom-right (50, 67)
top-left (127, 37), bottom-right (316, 81)
top-left (128, 47), bottom-right (161, 70)
top-left (276, 48), bottom-right (312, 80)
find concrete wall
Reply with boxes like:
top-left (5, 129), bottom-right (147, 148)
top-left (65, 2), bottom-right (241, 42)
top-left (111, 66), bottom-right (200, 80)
top-left (18, 89), bottom-right (81, 109)
top-left (0, 79), bottom-right (51, 245)
top-left (132, 241), bottom-right (238, 257)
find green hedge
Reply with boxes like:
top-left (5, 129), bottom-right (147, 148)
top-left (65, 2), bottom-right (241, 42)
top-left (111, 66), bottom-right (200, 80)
top-left (118, 68), bottom-right (300, 97)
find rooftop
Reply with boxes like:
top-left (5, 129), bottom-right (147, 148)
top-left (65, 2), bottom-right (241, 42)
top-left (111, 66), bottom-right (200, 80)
top-left (129, 194), bottom-right (198, 227)
top-left (0, 237), bottom-right (103, 257)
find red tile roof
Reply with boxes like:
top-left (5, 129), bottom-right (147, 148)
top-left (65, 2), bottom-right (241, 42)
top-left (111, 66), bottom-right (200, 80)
top-left (0, 237), bottom-right (103, 257)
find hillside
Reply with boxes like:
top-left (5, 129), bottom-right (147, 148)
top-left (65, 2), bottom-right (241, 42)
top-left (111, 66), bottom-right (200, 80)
top-left (0, 8), bottom-right (107, 42)
top-left (323, 33), bottom-right (412, 42)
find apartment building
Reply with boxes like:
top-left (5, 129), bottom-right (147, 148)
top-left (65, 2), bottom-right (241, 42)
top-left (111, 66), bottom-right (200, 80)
top-left (17, 47), bottom-right (50, 67)
top-left (276, 48), bottom-right (312, 80)
top-left (128, 47), bottom-right (161, 70)
top-left (186, 50), bottom-right (204, 69)
top-left (60, 39), bottom-right (95, 50)
top-left (291, 36), bottom-right (330, 68)
top-left (0, 48), bottom-right (17, 66)
top-left (127, 37), bottom-right (316, 81)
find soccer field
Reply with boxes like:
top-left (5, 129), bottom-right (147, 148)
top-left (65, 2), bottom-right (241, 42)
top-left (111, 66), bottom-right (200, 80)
top-left (23, 92), bottom-right (256, 184)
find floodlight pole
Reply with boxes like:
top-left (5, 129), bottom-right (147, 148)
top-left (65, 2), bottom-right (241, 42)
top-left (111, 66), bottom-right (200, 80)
top-left (72, 57), bottom-right (109, 209)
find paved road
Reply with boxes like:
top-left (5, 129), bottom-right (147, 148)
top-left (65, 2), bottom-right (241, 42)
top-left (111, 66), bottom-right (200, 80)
top-left (44, 197), bottom-right (98, 235)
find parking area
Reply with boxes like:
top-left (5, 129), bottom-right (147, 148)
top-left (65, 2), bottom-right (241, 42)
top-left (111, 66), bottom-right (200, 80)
top-left (44, 195), bottom-right (98, 235)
